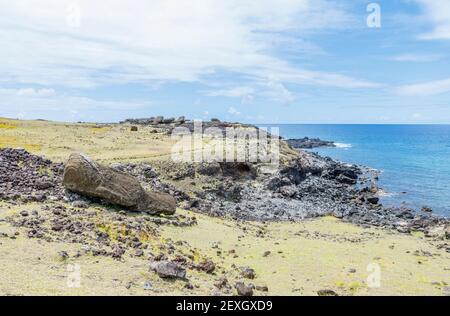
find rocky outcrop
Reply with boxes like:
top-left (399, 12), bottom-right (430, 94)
top-left (63, 153), bottom-right (176, 215)
top-left (287, 137), bottom-right (335, 149)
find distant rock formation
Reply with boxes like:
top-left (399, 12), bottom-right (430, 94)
top-left (286, 137), bottom-right (336, 149)
top-left (120, 116), bottom-right (188, 125)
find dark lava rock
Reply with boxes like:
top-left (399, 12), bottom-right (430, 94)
top-left (150, 261), bottom-right (186, 279)
top-left (336, 174), bottom-right (357, 185)
top-left (197, 163), bottom-right (221, 176)
top-left (235, 282), bottom-right (254, 296)
top-left (111, 245), bottom-right (125, 259)
top-left (255, 285), bottom-right (269, 292)
top-left (0, 148), bottom-right (65, 202)
top-left (422, 206), bottom-right (433, 213)
top-left (317, 289), bottom-right (338, 296)
top-left (240, 267), bottom-right (256, 279)
top-left (219, 162), bottom-right (256, 179)
top-left (287, 137), bottom-right (336, 149)
top-left (198, 260), bottom-right (216, 274)
top-left (366, 196), bottom-right (380, 205)
top-left (58, 251), bottom-right (69, 260)
top-left (214, 277), bottom-right (229, 289)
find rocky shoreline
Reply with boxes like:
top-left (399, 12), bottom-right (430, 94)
top-left (1, 143), bottom-right (448, 240)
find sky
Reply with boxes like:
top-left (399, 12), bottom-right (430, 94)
top-left (0, 0), bottom-right (450, 124)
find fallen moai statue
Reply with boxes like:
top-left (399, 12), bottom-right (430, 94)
top-left (63, 153), bottom-right (176, 215)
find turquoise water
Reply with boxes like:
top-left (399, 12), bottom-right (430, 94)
top-left (263, 124), bottom-right (450, 217)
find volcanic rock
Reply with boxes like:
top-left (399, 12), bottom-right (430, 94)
top-left (63, 153), bottom-right (176, 215)
top-left (150, 261), bottom-right (186, 279)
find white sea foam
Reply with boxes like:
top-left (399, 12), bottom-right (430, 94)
top-left (377, 189), bottom-right (395, 197)
top-left (334, 142), bottom-right (352, 149)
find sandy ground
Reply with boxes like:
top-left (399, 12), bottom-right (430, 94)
top-left (0, 117), bottom-right (449, 296)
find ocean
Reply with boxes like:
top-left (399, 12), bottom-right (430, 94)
top-left (262, 124), bottom-right (450, 217)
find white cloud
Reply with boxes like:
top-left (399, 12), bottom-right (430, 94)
top-left (415, 0), bottom-right (450, 40)
top-left (264, 79), bottom-right (295, 103)
top-left (16, 88), bottom-right (56, 97)
top-left (207, 87), bottom-right (254, 98)
top-left (0, 87), bottom-right (149, 121)
top-left (206, 86), bottom-right (255, 104)
top-left (395, 78), bottom-right (450, 96)
top-left (228, 106), bottom-right (241, 116)
top-left (391, 53), bottom-right (441, 62)
top-left (0, 0), bottom-right (375, 92)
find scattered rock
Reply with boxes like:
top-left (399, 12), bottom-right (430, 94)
top-left (422, 206), bottom-right (433, 213)
top-left (235, 282), bottom-right (254, 296)
top-left (198, 260), bottom-right (216, 274)
top-left (0, 148), bottom-right (64, 202)
top-left (72, 200), bottom-right (89, 209)
top-left (184, 283), bottom-right (194, 290)
top-left (255, 285), bottom-right (269, 292)
top-left (240, 267), bottom-right (256, 279)
top-left (111, 245), bottom-right (125, 259)
top-left (143, 281), bottom-right (152, 290)
top-left (214, 277), bottom-right (229, 289)
top-left (317, 289), bottom-right (338, 296)
top-left (58, 251), bottom-right (69, 261)
top-left (150, 261), bottom-right (186, 279)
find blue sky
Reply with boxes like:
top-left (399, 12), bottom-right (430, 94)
top-left (1, 0), bottom-right (450, 123)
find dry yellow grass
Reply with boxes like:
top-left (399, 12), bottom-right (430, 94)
top-left (0, 118), bottom-right (177, 163)
top-left (1, 206), bottom-right (448, 296)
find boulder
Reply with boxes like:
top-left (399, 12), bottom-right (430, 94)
top-left (235, 282), bottom-right (254, 296)
top-left (63, 153), bottom-right (176, 215)
top-left (317, 289), bottom-right (338, 296)
top-left (163, 117), bottom-right (175, 124)
top-left (176, 116), bottom-right (186, 124)
top-left (153, 116), bottom-right (164, 124)
top-left (150, 261), bottom-right (186, 279)
top-left (366, 196), bottom-right (380, 205)
top-left (130, 126), bottom-right (138, 132)
top-left (240, 267), bottom-right (256, 279)
top-left (421, 206), bottom-right (433, 213)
